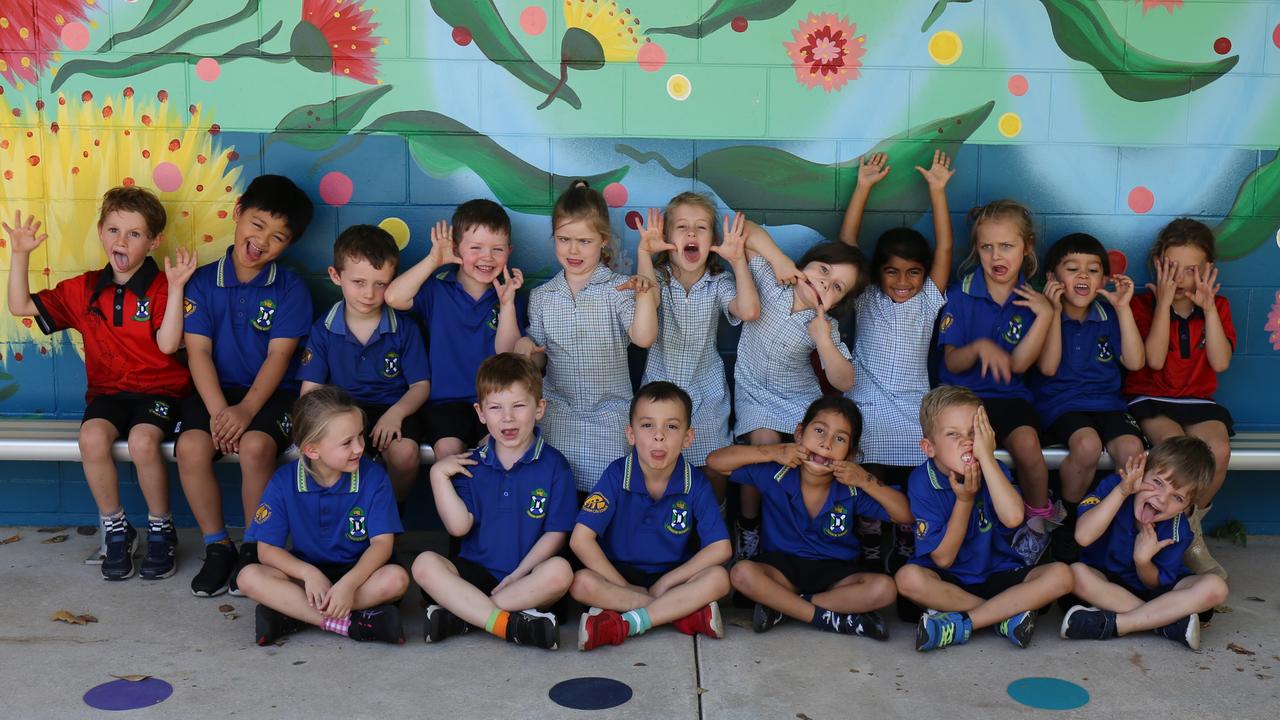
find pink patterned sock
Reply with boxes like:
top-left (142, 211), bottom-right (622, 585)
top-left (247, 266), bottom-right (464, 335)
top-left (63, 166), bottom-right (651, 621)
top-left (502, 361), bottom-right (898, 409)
top-left (1025, 501), bottom-right (1054, 520)
top-left (321, 615), bottom-right (351, 637)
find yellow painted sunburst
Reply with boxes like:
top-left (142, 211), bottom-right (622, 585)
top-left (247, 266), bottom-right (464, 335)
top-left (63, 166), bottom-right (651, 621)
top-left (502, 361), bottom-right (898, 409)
top-left (563, 0), bottom-right (644, 62)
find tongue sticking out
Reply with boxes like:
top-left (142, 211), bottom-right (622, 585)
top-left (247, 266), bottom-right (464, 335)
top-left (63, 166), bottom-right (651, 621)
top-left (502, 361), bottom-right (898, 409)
top-left (683, 244), bottom-right (699, 263)
top-left (1138, 501), bottom-right (1158, 524)
top-left (245, 243), bottom-right (263, 262)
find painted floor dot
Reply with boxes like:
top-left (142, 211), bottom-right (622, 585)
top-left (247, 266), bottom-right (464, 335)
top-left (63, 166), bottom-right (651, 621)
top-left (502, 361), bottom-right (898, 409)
top-left (1128, 185), bottom-right (1155, 214)
top-left (549, 677), bottom-right (632, 711)
top-left (928, 30), bottom-right (963, 65)
top-left (1007, 677), bottom-right (1090, 711)
top-left (997, 112), bottom-right (1022, 138)
top-left (667, 73), bottom-right (692, 101)
top-left (84, 678), bottom-right (173, 711)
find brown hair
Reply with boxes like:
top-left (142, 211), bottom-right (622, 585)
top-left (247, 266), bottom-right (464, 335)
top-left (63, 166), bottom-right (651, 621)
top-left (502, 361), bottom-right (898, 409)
top-left (960, 199), bottom-right (1037, 278)
top-left (654, 192), bottom-right (723, 280)
top-left (475, 352), bottom-right (543, 404)
top-left (551, 180), bottom-right (615, 267)
top-left (919, 385), bottom-right (982, 438)
top-left (1147, 217), bottom-right (1215, 270)
top-left (332, 224), bottom-right (399, 272)
top-left (292, 386), bottom-right (366, 477)
top-left (797, 241), bottom-right (868, 315)
top-left (631, 381), bottom-right (693, 426)
top-left (1145, 436), bottom-right (1216, 506)
top-left (98, 185), bottom-right (167, 237)
top-left (451, 198), bottom-right (512, 248)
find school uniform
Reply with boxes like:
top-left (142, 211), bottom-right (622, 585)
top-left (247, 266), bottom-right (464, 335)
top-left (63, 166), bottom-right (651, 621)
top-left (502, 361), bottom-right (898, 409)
top-left (576, 450), bottom-right (729, 587)
top-left (1077, 473), bottom-right (1192, 599)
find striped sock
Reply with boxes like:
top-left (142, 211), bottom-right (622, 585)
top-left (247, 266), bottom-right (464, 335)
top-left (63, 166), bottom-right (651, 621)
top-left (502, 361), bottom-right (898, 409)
top-left (321, 615), bottom-right (351, 637)
top-left (622, 608), bottom-right (652, 637)
top-left (100, 508), bottom-right (126, 532)
top-left (486, 608), bottom-right (510, 639)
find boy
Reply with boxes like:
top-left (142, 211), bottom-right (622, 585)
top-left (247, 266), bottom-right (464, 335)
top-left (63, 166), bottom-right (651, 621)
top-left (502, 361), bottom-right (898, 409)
top-left (178, 175), bottom-right (315, 597)
top-left (384, 199), bottom-right (524, 462)
top-left (1062, 437), bottom-right (1228, 650)
top-left (571, 382), bottom-right (731, 651)
top-left (299, 225), bottom-right (430, 501)
top-left (411, 353), bottom-right (575, 650)
top-left (5, 188), bottom-right (195, 580)
top-left (895, 386), bottom-right (1074, 651)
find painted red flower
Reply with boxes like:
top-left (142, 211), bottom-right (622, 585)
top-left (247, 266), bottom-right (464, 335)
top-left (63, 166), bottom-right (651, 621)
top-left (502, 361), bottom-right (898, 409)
top-left (1135, 0), bottom-right (1182, 14)
top-left (296, 0), bottom-right (382, 84)
top-left (783, 13), bottom-right (866, 93)
top-left (1266, 290), bottom-right (1280, 351)
top-left (0, 0), bottom-right (97, 87)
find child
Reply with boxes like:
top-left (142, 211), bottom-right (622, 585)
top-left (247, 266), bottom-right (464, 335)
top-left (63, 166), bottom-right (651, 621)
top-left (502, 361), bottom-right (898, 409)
top-left (517, 181), bottom-right (659, 491)
top-left (411, 353), bottom-right (575, 650)
top-left (896, 386), bottom-right (1073, 651)
top-left (1124, 218), bottom-right (1234, 580)
top-left (178, 175), bottom-right (315, 597)
top-left (838, 150), bottom-right (955, 572)
top-left (571, 382), bottom-right (731, 651)
top-left (937, 200), bottom-right (1057, 562)
top-left (1061, 437), bottom-right (1228, 650)
top-left (639, 194), bottom-right (760, 499)
top-left (299, 224), bottom-right (430, 501)
top-left (384, 199), bottom-right (524, 462)
top-left (1031, 233), bottom-right (1145, 552)
top-left (710, 396), bottom-right (909, 640)
top-left (237, 387), bottom-right (409, 645)
top-left (5, 188), bottom-right (195, 580)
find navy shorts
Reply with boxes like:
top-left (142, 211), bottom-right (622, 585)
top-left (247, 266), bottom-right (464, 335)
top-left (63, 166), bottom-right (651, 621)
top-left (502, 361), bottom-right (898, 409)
top-left (420, 401), bottom-right (487, 448)
top-left (614, 561), bottom-right (667, 590)
top-left (929, 564), bottom-right (1032, 600)
top-left (83, 393), bottom-right (180, 437)
top-left (980, 397), bottom-right (1041, 442)
top-left (1128, 399), bottom-right (1235, 437)
top-left (1048, 410), bottom-right (1144, 447)
top-left (362, 403), bottom-right (427, 446)
top-left (178, 386), bottom-right (296, 454)
top-left (450, 555), bottom-right (502, 595)
top-left (756, 552), bottom-right (860, 595)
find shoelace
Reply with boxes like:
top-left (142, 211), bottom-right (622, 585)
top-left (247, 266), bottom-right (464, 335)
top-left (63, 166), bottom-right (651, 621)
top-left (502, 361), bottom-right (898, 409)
top-left (938, 623), bottom-right (955, 647)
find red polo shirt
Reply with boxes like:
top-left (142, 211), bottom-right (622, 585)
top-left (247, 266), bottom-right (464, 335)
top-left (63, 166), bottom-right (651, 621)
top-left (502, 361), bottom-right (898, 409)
top-left (32, 257), bottom-right (191, 401)
top-left (1123, 291), bottom-right (1234, 400)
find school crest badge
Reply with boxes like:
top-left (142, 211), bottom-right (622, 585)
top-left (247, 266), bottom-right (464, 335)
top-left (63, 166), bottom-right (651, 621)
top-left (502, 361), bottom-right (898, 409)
top-left (976, 498), bottom-right (993, 533)
top-left (381, 351), bottom-right (401, 379)
top-left (149, 400), bottom-right (172, 420)
top-left (582, 492), bottom-right (609, 513)
top-left (939, 313), bottom-right (954, 334)
top-left (254, 504), bottom-right (271, 525)
top-left (824, 503), bottom-right (849, 537)
top-left (1080, 496), bottom-right (1101, 507)
top-left (665, 500), bottom-right (691, 535)
top-left (1095, 334), bottom-right (1114, 362)
top-left (300, 348), bottom-right (313, 366)
top-left (487, 304), bottom-right (500, 331)
top-left (133, 297), bottom-right (151, 321)
top-left (1003, 313), bottom-right (1026, 345)
top-left (527, 488), bottom-right (548, 519)
top-left (916, 519), bottom-right (928, 539)
top-left (277, 412), bottom-right (292, 438)
top-left (346, 507), bottom-right (368, 541)
top-left (252, 298), bottom-right (277, 331)
top-left (183, 298), bottom-right (196, 317)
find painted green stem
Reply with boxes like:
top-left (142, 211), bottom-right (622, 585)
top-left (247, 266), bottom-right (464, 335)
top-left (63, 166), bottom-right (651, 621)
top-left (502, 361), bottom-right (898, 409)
top-left (920, 0), bottom-right (974, 32)
top-left (1215, 151), bottom-right (1280, 260)
top-left (271, 85), bottom-right (393, 152)
top-left (647, 0), bottom-right (798, 39)
top-left (97, 0), bottom-right (196, 52)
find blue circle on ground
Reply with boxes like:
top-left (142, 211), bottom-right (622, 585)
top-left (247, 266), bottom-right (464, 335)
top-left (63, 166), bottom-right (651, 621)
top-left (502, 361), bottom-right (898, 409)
top-left (83, 678), bottom-right (173, 711)
top-left (1007, 677), bottom-right (1090, 711)
top-left (549, 677), bottom-right (633, 710)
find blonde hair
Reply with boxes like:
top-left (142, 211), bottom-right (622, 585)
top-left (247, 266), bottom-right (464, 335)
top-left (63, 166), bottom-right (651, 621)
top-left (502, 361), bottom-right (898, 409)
top-left (1146, 436), bottom-right (1216, 506)
top-left (552, 180), bottom-right (616, 268)
top-left (475, 352), bottom-right (543, 404)
top-left (655, 192), bottom-right (723, 279)
top-left (1147, 217), bottom-right (1216, 270)
top-left (292, 386), bottom-right (365, 474)
top-left (960, 199), bottom-right (1038, 278)
top-left (919, 385), bottom-right (982, 438)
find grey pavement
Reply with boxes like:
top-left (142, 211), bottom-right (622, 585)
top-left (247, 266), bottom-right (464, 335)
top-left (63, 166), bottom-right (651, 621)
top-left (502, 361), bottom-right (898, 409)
top-left (1, 528), bottom-right (1276, 719)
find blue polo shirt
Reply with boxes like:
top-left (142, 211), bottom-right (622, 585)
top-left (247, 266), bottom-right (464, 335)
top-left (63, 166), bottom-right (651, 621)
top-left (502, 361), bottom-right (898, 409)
top-left (183, 247), bottom-right (313, 390)
top-left (729, 462), bottom-right (890, 562)
top-left (576, 451), bottom-right (729, 575)
top-left (298, 302), bottom-right (430, 406)
top-left (937, 271), bottom-right (1033, 400)
top-left (250, 456), bottom-right (402, 566)
top-left (411, 265), bottom-right (528, 405)
top-left (907, 459), bottom-right (1024, 585)
top-left (454, 431), bottom-right (577, 580)
top-left (1028, 301), bottom-right (1128, 425)
top-left (1078, 474), bottom-right (1192, 592)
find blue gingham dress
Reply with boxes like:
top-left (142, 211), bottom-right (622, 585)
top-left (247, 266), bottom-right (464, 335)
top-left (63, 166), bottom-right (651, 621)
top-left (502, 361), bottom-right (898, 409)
top-left (847, 278), bottom-right (947, 466)
top-left (528, 265), bottom-right (636, 491)
top-left (642, 270), bottom-right (741, 466)
top-left (734, 255), bottom-right (852, 437)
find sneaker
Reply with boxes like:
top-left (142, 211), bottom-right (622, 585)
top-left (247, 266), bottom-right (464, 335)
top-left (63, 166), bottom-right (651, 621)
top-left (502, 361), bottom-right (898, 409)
top-left (859, 532), bottom-right (883, 571)
top-left (915, 611), bottom-right (971, 652)
top-left (734, 521), bottom-right (761, 560)
top-left (101, 519), bottom-right (138, 581)
top-left (1060, 605), bottom-right (1117, 640)
top-left (578, 608), bottom-right (627, 651)
top-left (190, 541), bottom-right (238, 597)
top-left (423, 604), bottom-right (471, 643)
top-left (255, 604), bottom-right (302, 646)
top-left (228, 542), bottom-right (258, 597)
top-left (751, 603), bottom-right (786, 634)
top-left (349, 604), bottom-right (405, 644)
top-left (848, 610), bottom-right (889, 641)
top-left (1011, 523), bottom-right (1052, 567)
top-left (996, 610), bottom-right (1036, 648)
top-left (1154, 613), bottom-right (1201, 650)
top-left (672, 601), bottom-right (725, 639)
top-left (139, 521), bottom-right (178, 580)
top-left (510, 609), bottom-right (559, 650)
top-left (886, 524), bottom-right (915, 575)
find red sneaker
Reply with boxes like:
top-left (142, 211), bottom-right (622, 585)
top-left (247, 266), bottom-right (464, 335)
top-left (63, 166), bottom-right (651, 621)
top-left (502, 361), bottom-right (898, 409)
top-left (577, 609), bottom-right (628, 651)
top-left (672, 601), bottom-right (725, 639)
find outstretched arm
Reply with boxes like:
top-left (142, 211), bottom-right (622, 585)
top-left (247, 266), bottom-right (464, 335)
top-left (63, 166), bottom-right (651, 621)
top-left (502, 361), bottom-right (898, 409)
top-left (838, 153), bottom-right (890, 247)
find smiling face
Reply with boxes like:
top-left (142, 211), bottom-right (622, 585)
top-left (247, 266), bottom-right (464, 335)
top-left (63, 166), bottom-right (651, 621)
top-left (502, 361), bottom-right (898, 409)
top-left (1132, 464), bottom-right (1194, 524)
top-left (921, 403), bottom-right (980, 477)
top-left (879, 255), bottom-right (927, 303)
top-left (1052, 252), bottom-right (1106, 310)
top-left (474, 382), bottom-right (545, 454)
top-left (975, 218), bottom-right (1028, 288)
top-left (626, 397), bottom-right (694, 475)
top-left (232, 205), bottom-right (293, 274)
top-left (304, 408), bottom-right (365, 478)
top-left (794, 409), bottom-right (854, 477)
top-left (456, 224), bottom-right (510, 287)
top-left (553, 217), bottom-right (606, 280)
top-left (1161, 244), bottom-right (1209, 301)
top-left (665, 203), bottom-right (716, 275)
top-left (98, 209), bottom-right (160, 279)
top-left (329, 256), bottom-right (394, 317)
top-left (798, 260), bottom-right (858, 312)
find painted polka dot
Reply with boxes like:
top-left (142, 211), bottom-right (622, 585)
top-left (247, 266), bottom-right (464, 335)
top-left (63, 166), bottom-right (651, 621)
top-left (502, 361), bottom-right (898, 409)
top-left (1008, 74), bottom-right (1028, 96)
top-left (1107, 249), bottom-right (1128, 276)
top-left (378, 217), bottom-right (411, 250)
top-left (997, 112), bottom-right (1022, 138)
top-left (195, 57), bottom-right (220, 82)
top-left (452, 26), bottom-right (473, 46)
top-left (731, 16), bottom-right (749, 33)
top-left (637, 42), bottom-right (666, 73)
top-left (1214, 37), bottom-right (1231, 55)
top-left (152, 162), bottom-right (183, 192)
top-left (624, 211), bottom-right (643, 230)
top-left (1273, 23), bottom-right (1280, 50)
top-left (666, 73), bottom-right (691, 101)
top-left (60, 22), bottom-right (90, 51)
top-left (928, 30), bottom-right (963, 66)
top-left (519, 6), bottom-right (547, 36)
top-left (1128, 186), bottom-right (1155, 214)
top-left (319, 171), bottom-right (354, 205)
top-left (603, 182), bottom-right (628, 208)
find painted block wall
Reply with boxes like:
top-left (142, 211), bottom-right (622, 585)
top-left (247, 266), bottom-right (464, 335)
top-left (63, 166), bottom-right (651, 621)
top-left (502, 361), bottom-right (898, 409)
top-left (0, 0), bottom-right (1278, 529)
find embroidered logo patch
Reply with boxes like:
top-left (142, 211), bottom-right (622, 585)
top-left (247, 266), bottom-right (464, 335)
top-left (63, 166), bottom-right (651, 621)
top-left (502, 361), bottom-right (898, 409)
top-left (252, 298), bottom-right (276, 331)
top-left (1080, 496), bottom-right (1101, 507)
top-left (665, 500), bottom-right (690, 535)
top-left (527, 488), bottom-right (548, 519)
top-left (149, 400), bottom-right (171, 419)
top-left (486, 304), bottom-right (500, 331)
top-left (254, 504), bottom-right (271, 525)
top-left (346, 507), bottom-right (368, 541)
top-left (582, 492), bottom-right (609, 513)
top-left (824, 503), bottom-right (849, 537)
top-left (1003, 313), bottom-right (1026, 345)
top-left (916, 519), bottom-right (929, 539)
top-left (381, 351), bottom-right (401, 378)
top-left (939, 313), bottom-right (954, 333)
top-left (183, 298), bottom-right (196, 317)
top-left (133, 297), bottom-right (151, 321)
top-left (976, 498), bottom-right (993, 533)
top-left (1095, 334), bottom-right (1114, 362)
top-left (277, 412), bottom-right (292, 438)
top-left (300, 348), bottom-right (313, 366)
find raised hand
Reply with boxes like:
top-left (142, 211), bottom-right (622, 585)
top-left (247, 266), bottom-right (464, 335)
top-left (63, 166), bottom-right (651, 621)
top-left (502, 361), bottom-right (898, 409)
top-left (771, 443), bottom-right (810, 468)
top-left (857, 152), bottom-right (890, 187)
top-left (709, 212), bottom-right (747, 263)
top-left (1190, 263), bottom-right (1219, 309)
top-left (1145, 256), bottom-right (1178, 308)
top-left (434, 452), bottom-right (477, 479)
top-left (637, 207), bottom-right (676, 255)
top-left (164, 247), bottom-right (198, 288)
top-left (1042, 279), bottom-right (1065, 313)
top-left (494, 266), bottom-right (524, 307)
top-left (1012, 284), bottom-right (1054, 318)
top-left (2, 211), bottom-right (48, 254)
top-left (1134, 522), bottom-right (1174, 565)
top-left (915, 149), bottom-right (954, 190)
top-left (1099, 274), bottom-right (1135, 308)
top-left (973, 338), bottom-right (1013, 384)
top-left (972, 405), bottom-right (996, 461)
top-left (1118, 451), bottom-right (1146, 496)
top-left (950, 459), bottom-right (982, 503)
top-left (513, 336), bottom-right (546, 360)
top-left (429, 220), bottom-right (463, 266)
top-left (616, 274), bottom-right (657, 296)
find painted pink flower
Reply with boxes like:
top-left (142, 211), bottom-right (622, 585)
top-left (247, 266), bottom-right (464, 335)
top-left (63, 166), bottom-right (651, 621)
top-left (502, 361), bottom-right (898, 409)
top-left (297, 0), bottom-right (382, 84)
top-left (1135, 0), bottom-right (1182, 14)
top-left (783, 12), bottom-right (865, 93)
top-left (1266, 290), bottom-right (1280, 351)
top-left (0, 0), bottom-right (97, 87)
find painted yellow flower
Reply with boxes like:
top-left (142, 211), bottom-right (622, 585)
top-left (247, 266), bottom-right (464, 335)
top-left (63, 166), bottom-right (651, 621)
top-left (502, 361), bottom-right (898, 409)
top-left (563, 0), bottom-right (643, 62)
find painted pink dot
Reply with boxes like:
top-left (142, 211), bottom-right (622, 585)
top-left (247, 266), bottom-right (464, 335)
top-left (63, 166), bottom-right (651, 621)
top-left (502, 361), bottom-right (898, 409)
top-left (637, 42), bottom-right (666, 72)
top-left (519, 6), bottom-right (547, 36)
top-left (452, 26), bottom-right (473, 46)
top-left (1008, 74), bottom-right (1029, 97)
top-left (603, 182), bottom-right (628, 208)
top-left (1273, 23), bottom-right (1280, 50)
top-left (731, 16), bottom-right (749, 33)
top-left (1127, 186), bottom-right (1155, 214)
top-left (319, 171), bottom-right (354, 206)
top-left (195, 57), bottom-right (221, 82)
top-left (60, 22), bottom-right (90, 51)
top-left (1107, 250), bottom-right (1128, 276)
top-left (625, 211), bottom-right (643, 230)
top-left (152, 162), bottom-right (183, 192)
top-left (1213, 37), bottom-right (1231, 55)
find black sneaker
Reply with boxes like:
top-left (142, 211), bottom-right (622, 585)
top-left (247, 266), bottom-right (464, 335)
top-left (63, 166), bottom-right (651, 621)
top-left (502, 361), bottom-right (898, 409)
top-left (752, 603), bottom-right (786, 633)
top-left (190, 541), bottom-right (237, 597)
top-left (1059, 605), bottom-right (1117, 641)
top-left (139, 520), bottom-right (178, 580)
top-left (734, 520), bottom-right (761, 561)
top-left (508, 609), bottom-right (559, 650)
top-left (850, 611), bottom-right (889, 641)
top-left (349, 604), bottom-right (405, 644)
top-left (255, 604), bottom-right (302, 646)
top-left (886, 524), bottom-right (915, 575)
top-left (423, 604), bottom-right (471, 643)
top-left (228, 542), bottom-right (258, 597)
top-left (1154, 613), bottom-right (1200, 650)
top-left (101, 519), bottom-right (137, 581)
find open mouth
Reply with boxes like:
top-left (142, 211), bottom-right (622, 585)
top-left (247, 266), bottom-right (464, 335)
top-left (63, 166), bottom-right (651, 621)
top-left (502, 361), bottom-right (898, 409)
top-left (500, 428), bottom-right (520, 441)
top-left (991, 264), bottom-right (1009, 277)
top-left (110, 250), bottom-right (130, 269)
top-left (475, 263), bottom-right (495, 275)
top-left (1138, 500), bottom-right (1159, 524)
top-left (682, 243), bottom-right (700, 264)
top-left (650, 450), bottom-right (668, 463)
top-left (808, 453), bottom-right (833, 468)
top-left (961, 451), bottom-right (975, 466)
top-left (244, 241), bottom-right (264, 263)
top-left (891, 287), bottom-right (913, 300)
top-left (1073, 282), bottom-right (1091, 296)
top-left (566, 258), bottom-right (583, 268)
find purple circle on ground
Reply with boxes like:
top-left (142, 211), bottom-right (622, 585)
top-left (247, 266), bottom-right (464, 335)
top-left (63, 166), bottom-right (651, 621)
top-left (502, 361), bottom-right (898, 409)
top-left (548, 677), bottom-right (632, 710)
top-left (84, 678), bottom-right (173, 711)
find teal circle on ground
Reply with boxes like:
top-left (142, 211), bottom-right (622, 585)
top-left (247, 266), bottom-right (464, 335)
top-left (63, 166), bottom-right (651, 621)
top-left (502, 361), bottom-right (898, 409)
top-left (1007, 677), bottom-right (1090, 710)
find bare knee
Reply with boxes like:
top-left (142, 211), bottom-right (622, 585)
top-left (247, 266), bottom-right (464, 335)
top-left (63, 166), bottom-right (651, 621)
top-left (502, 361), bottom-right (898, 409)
top-left (237, 432), bottom-right (277, 467)
top-left (432, 437), bottom-right (464, 460)
top-left (894, 564), bottom-right (926, 598)
top-left (79, 423), bottom-right (117, 461)
top-left (236, 563), bottom-right (267, 596)
top-left (867, 573), bottom-right (897, 606)
top-left (411, 551), bottom-right (448, 584)
top-left (387, 439), bottom-right (421, 468)
top-left (1068, 430), bottom-right (1102, 461)
top-left (1107, 435), bottom-right (1144, 467)
top-left (1041, 562), bottom-right (1075, 594)
top-left (729, 560), bottom-right (762, 593)
top-left (372, 565), bottom-right (410, 598)
top-left (127, 427), bottom-right (164, 465)
top-left (570, 569), bottom-right (602, 600)
top-left (704, 565), bottom-right (731, 597)
top-left (1200, 574), bottom-right (1229, 607)
top-left (176, 431), bottom-right (214, 470)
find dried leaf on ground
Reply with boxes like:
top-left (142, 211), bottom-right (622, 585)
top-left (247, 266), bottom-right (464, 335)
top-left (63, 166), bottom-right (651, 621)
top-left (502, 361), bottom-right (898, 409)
top-left (40, 534), bottom-right (69, 544)
top-left (1, 534), bottom-right (20, 545)
top-left (76, 526), bottom-right (97, 536)
top-left (1228, 643), bottom-right (1257, 656)
top-left (36, 527), bottom-right (68, 533)
top-left (51, 610), bottom-right (98, 625)
top-left (633, 662), bottom-right (646, 667)
top-left (217, 604), bottom-right (235, 613)
top-left (110, 674), bottom-right (151, 682)
top-left (1245, 596), bottom-right (1265, 602)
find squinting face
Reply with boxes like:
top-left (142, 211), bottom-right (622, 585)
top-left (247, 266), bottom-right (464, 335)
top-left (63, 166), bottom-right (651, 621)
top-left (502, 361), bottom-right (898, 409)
top-left (1052, 252), bottom-right (1105, 309)
top-left (456, 225), bottom-right (510, 285)
top-left (799, 260), bottom-right (857, 312)
top-left (976, 219), bottom-right (1028, 287)
top-left (795, 409), bottom-right (854, 476)
top-left (553, 217), bottom-right (606, 279)
top-left (306, 409), bottom-right (365, 476)
top-left (1132, 465), bottom-right (1192, 524)
top-left (232, 205), bottom-right (293, 272)
top-left (329, 257), bottom-right (395, 316)
top-left (665, 204), bottom-right (715, 274)
top-left (473, 384), bottom-right (545, 451)
top-left (921, 404), bottom-right (980, 477)
top-left (880, 255), bottom-right (927, 303)
top-left (98, 209), bottom-right (159, 276)
top-left (1161, 244), bottom-right (1208, 299)
top-left (626, 397), bottom-right (693, 473)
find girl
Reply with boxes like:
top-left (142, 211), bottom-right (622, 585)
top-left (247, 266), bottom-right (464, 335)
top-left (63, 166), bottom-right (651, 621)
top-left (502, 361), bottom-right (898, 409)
top-left (518, 181), bottom-right (660, 491)
top-left (936, 200), bottom-right (1056, 562)
top-left (1123, 218), bottom-right (1234, 580)
top-left (838, 150), bottom-right (955, 572)
top-left (236, 386), bottom-right (410, 646)
top-left (731, 223), bottom-right (864, 558)
top-left (708, 396), bottom-right (911, 639)
top-left (639, 193), bottom-right (761, 500)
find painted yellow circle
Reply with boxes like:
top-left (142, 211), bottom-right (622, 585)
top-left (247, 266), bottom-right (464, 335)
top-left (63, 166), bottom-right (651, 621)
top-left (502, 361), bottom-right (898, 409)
top-left (378, 217), bottom-right (411, 250)
top-left (928, 30), bottom-right (963, 66)
top-left (997, 112), bottom-right (1022, 138)
top-left (666, 73), bottom-right (691, 102)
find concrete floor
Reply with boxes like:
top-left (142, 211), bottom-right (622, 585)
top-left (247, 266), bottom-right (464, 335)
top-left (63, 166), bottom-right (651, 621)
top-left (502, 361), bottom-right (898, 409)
top-left (1, 528), bottom-right (1276, 720)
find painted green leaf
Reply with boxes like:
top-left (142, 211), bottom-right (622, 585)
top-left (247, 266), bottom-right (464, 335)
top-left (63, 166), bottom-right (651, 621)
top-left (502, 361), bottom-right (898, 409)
top-left (98, 0), bottom-right (196, 52)
top-left (920, 0), bottom-right (974, 32)
top-left (430, 0), bottom-right (580, 109)
top-left (1215, 151), bottom-right (1280, 261)
top-left (0, 383), bottom-right (17, 402)
top-left (1038, 0), bottom-right (1237, 102)
top-left (617, 101), bottom-right (994, 231)
top-left (647, 0), bottom-right (798, 39)
top-left (271, 85), bottom-right (393, 152)
top-left (360, 111), bottom-right (627, 211)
